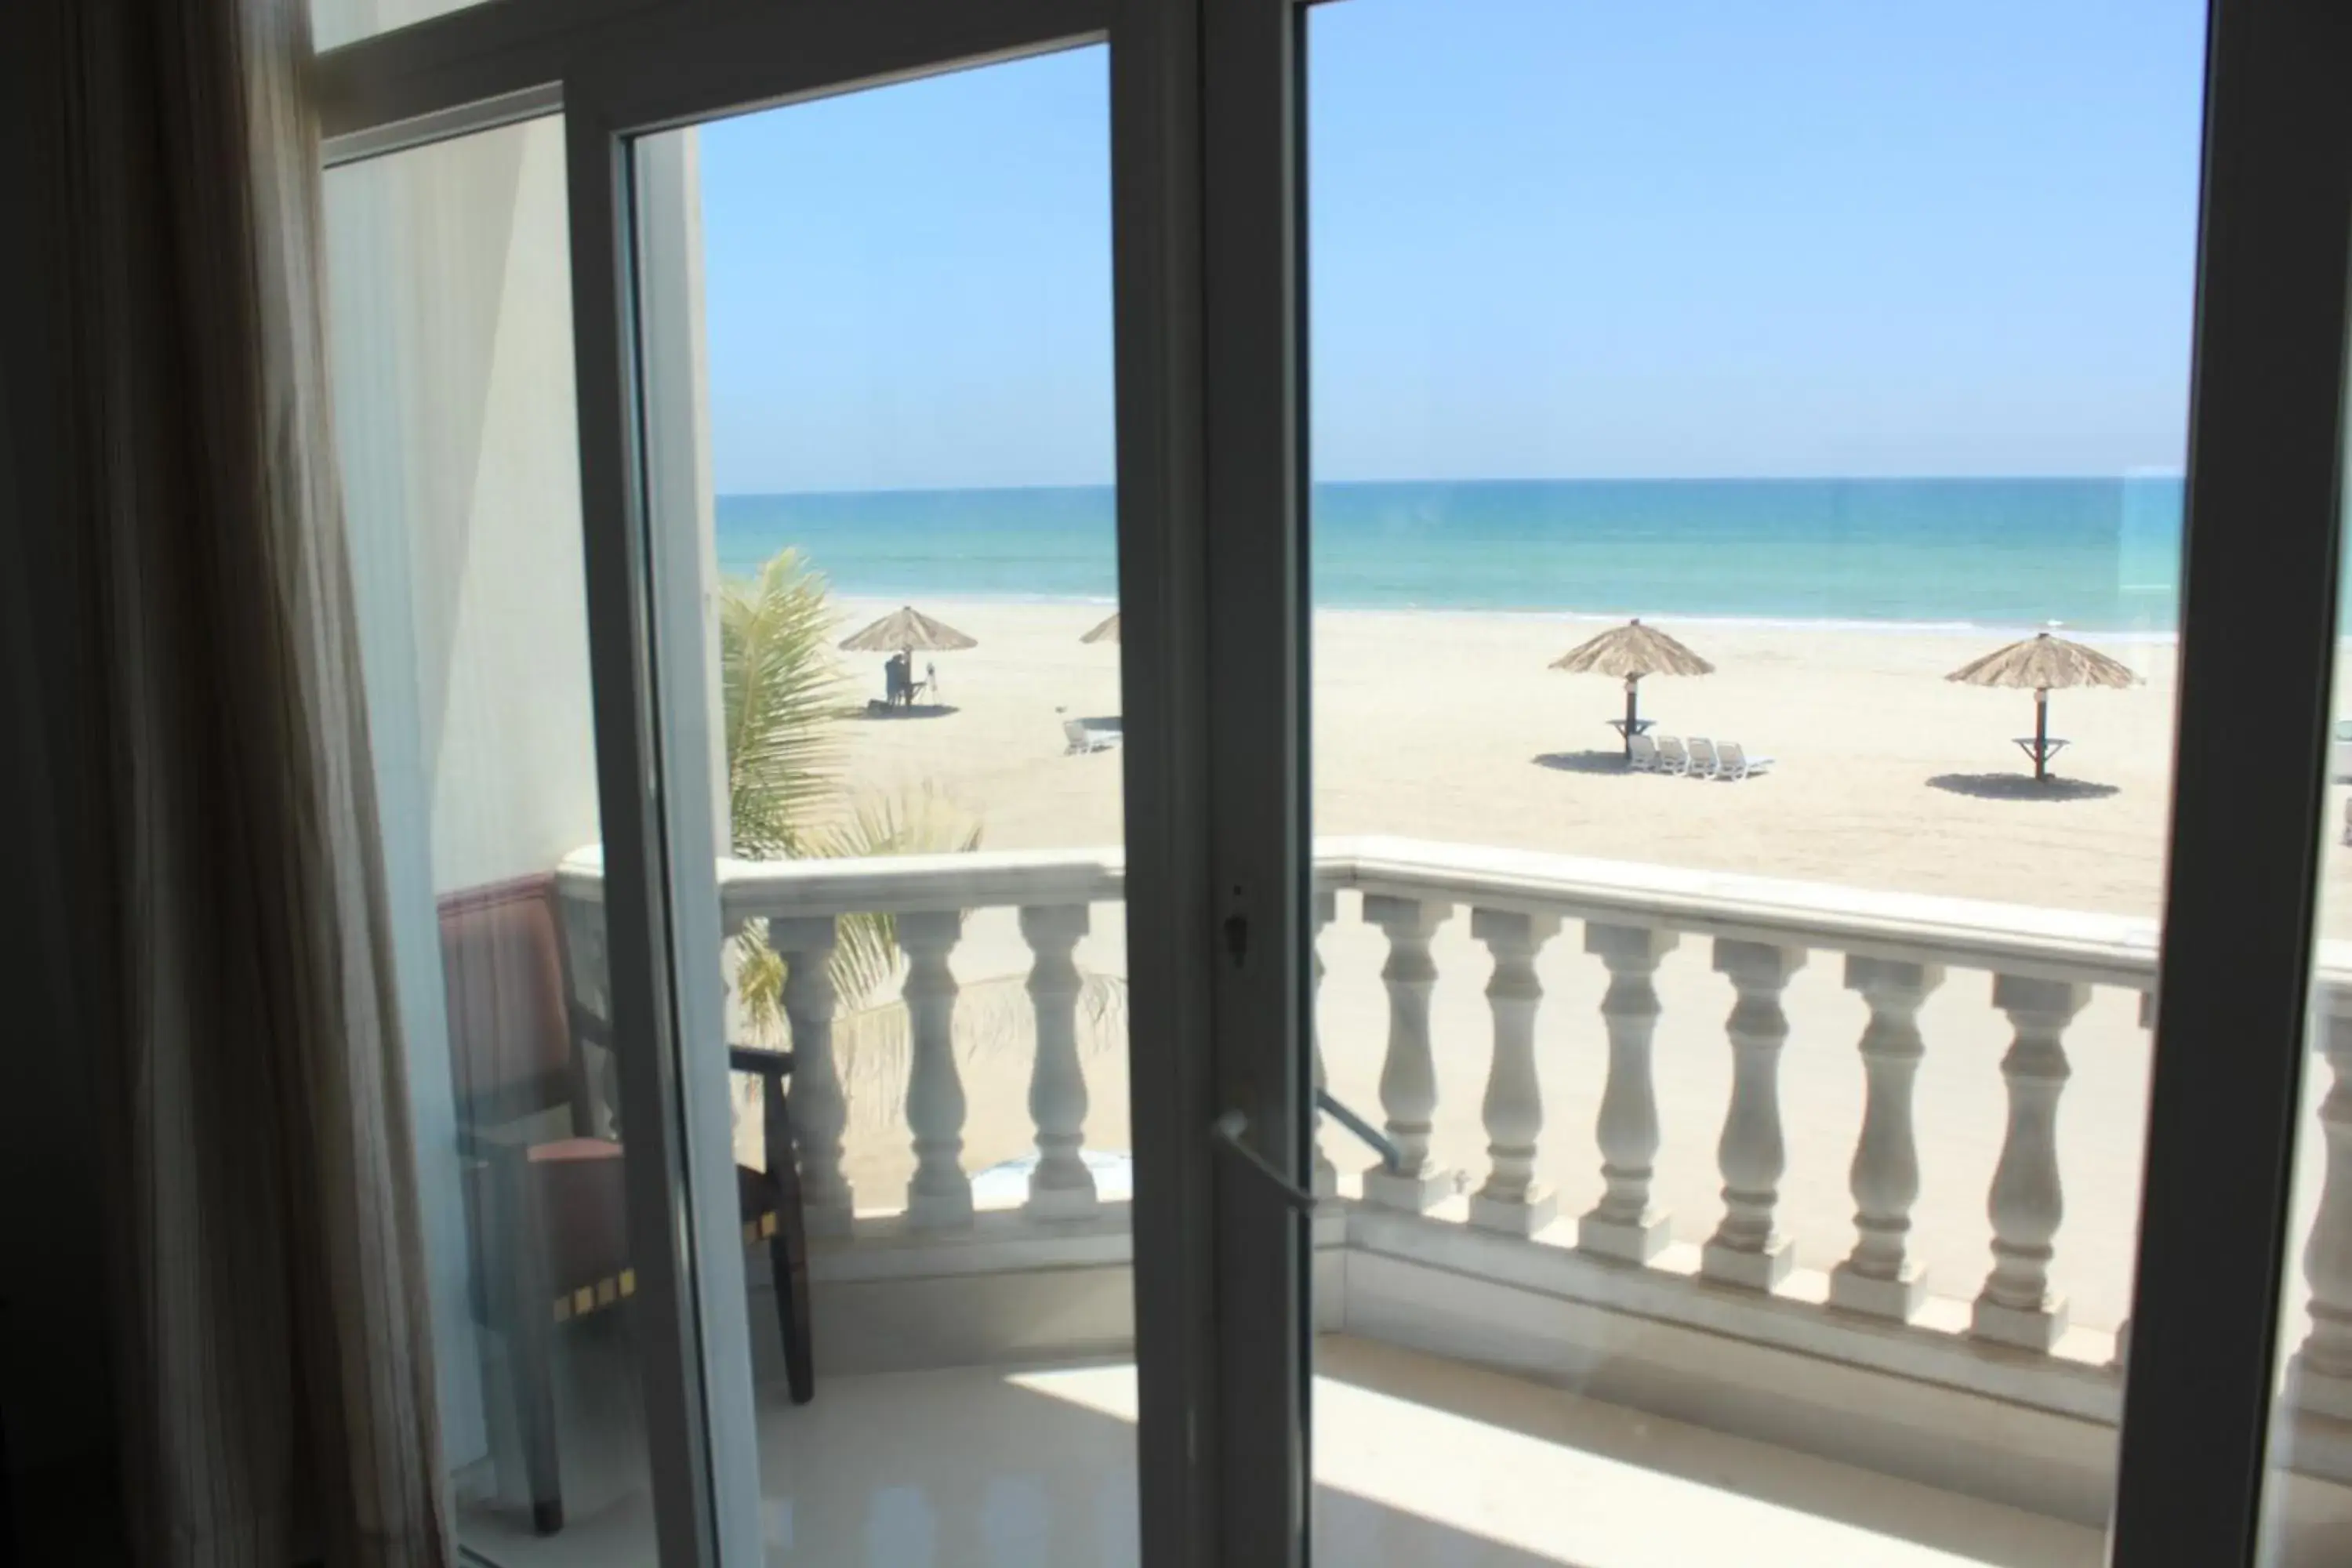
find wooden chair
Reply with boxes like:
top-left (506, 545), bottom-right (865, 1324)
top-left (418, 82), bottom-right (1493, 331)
top-left (438, 874), bottom-right (812, 1535)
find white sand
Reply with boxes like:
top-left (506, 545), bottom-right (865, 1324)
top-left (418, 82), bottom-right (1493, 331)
top-left (809, 596), bottom-right (2347, 1334)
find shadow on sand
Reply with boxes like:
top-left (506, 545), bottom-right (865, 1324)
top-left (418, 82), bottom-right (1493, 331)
top-left (1532, 750), bottom-right (1640, 776)
top-left (1927, 771), bottom-right (2119, 802)
top-left (855, 702), bottom-right (961, 720)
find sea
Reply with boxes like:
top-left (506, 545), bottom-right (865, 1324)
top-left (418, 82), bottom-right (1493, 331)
top-left (717, 477), bottom-right (2188, 637)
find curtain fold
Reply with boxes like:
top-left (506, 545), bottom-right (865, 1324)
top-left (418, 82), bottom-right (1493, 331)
top-left (38, 1), bottom-right (453, 1563)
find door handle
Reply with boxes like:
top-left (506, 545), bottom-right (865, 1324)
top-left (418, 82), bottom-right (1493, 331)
top-left (1210, 1109), bottom-right (1318, 1212)
top-left (1211, 1091), bottom-right (1404, 1212)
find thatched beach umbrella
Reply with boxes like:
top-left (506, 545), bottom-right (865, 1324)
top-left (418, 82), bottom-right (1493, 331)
top-left (842, 604), bottom-right (977, 706)
top-left (1946, 630), bottom-right (2140, 782)
top-left (1081, 612), bottom-right (1121, 645)
top-left (1550, 619), bottom-right (1715, 757)
top-left (840, 604), bottom-right (978, 659)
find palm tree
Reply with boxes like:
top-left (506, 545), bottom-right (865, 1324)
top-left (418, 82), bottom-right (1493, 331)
top-left (723, 550), bottom-right (982, 1034)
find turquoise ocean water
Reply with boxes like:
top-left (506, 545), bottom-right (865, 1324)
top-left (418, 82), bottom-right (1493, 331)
top-left (717, 477), bottom-right (2187, 635)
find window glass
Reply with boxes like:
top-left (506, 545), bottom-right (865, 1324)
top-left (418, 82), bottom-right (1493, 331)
top-left (1305, 4), bottom-right (2205, 1560)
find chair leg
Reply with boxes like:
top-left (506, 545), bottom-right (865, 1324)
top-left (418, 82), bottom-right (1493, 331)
top-left (770, 1154), bottom-right (815, 1405)
top-left (514, 1303), bottom-right (565, 1534)
top-left (496, 1153), bottom-right (565, 1534)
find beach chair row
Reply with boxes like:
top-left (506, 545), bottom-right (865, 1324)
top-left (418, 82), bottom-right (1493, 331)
top-left (1629, 733), bottom-right (1772, 781)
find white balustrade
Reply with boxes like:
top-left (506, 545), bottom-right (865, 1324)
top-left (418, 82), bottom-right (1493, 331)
top-left (2292, 1011), bottom-right (2352, 1419)
top-left (540, 837), bottom-right (2352, 1511)
top-left (1703, 940), bottom-right (1806, 1290)
top-left (1360, 895), bottom-right (1457, 1212)
top-left (2109, 991), bottom-right (2157, 1367)
top-left (1829, 956), bottom-right (1943, 1319)
top-left (900, 909), bottom-right (971, 1229)
top-left (773, 915), bottom-right (853, 1236)
top-left (1581, 922), bottom-right (1678, 1262)
top-left (1468, 909), bottom-right (1562, 1235)
top-left (1020, 904), bottom-right (1095, 1220)
top-left (589, 838), bottom-right (2352, 1391)
top-left (1972, 974), bottom-right (2089, 1350)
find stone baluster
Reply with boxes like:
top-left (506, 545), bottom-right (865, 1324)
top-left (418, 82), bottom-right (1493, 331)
top-left (1702, 941), bottom-right (1807, 1290)
top-left (1361, 895), bottom-right (1457, 1212)
top-left (2292, 1011), bottom-right (2352, 1419)
top-left (1311, 891), bottom-right (1338, 1200)
top-left (1828, 957), bottom-right (1944, 1319)
top-left (1021, 905), bottom-right (1095, 1220)
top-left (1971, 974), bottom-right (2089, 1349)
top-left (1579, 924), bottom-right (1679, 1262)
top-left (1468, 909), bottom-right (1563, 1234)
top-left (775, 916), bottom-right (854, 1236)
top-left (2111, 990), bottom-right (2156, 1369)
top-left (900, 911), bottom-right (971, 1229)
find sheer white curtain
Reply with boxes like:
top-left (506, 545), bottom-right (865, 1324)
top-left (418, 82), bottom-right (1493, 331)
top-left (31, 0), bottom-right (451, 1562)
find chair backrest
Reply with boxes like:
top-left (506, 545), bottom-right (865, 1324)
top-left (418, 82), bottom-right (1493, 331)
top-left (1628, 733), bottom-right (1658, 767)
top-left (1657, 735), bottom-right (1687, 768)
top-left (1719, 741), bottom-right (1748, 773)
top-left (1688, 738), bottom-right (1718, 774)
top-left (437, 874), bottom-right (583, 1130)
top-left (1064, 718), bottom-right (1092, 746)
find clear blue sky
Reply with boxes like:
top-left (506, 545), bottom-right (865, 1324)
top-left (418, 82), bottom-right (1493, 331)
top-left (697, 0), bottom-right (2208, 493)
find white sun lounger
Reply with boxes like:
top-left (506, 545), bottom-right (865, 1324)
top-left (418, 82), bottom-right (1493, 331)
top-left (1063, 718), bottom-right (1115, 755)
top-left (1653, 735), bottom-right (1689, 776)
top-left (1716, 741), bottom-right (1773, 781)
top-left (1685, 737), bottom-right (1721, 779)
top-left (1627, 733), bottom-right (1661, 771)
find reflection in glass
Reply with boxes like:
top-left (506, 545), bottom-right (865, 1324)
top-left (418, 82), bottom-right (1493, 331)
top-left (327, 116), bottom-right (664, 1554)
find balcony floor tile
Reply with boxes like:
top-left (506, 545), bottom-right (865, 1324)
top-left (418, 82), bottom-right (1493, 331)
top-left (457, 1335), bottom-right (2100, 1566)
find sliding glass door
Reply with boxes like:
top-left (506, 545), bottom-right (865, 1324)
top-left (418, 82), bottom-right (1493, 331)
top-left (316, 0), bottom-right (2352, 1563)
top-left (1258, 0), bottom-right (2352, 1563)
top-left (540, 0), bottom-right (1271, 1559)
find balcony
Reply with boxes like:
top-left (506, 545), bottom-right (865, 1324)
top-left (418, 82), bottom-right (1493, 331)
top-left (467, 838), bottom-right (2352, 1563)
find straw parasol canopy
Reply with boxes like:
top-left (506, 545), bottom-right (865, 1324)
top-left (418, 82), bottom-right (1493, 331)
top-left (1945, 630), bottom-right (2140, 781)
top-left (840, 604), bottom-right (978, 656)
top-left (1549, 618), bottom-right (1715, 757)
top-left (1081, 612), bottom-right (1121, 645)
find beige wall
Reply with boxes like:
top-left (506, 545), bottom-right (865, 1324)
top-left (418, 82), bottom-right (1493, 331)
top-left (332, 118), bottom-right (603, 896)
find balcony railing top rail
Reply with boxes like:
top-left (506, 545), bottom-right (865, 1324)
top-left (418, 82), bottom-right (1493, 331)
top-left (561, 835), bottom-right (2351, 997)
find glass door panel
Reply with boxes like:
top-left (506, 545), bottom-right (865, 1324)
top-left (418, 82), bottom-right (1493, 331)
top-left (2257, 376), bottom-right (2352, 1568)
top-left (2252, 27), bottom-right (2352, 1550)
top-left (624, 46), bottom-right (1142, 1565)
top-left (1303, 2), bottom-right (2205, 1561)
top-left (325, 114), bottom-right (669, 1560)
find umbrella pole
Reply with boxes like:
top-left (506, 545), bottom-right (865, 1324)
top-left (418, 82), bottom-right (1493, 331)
top-left (2034, 688), bottom-right (2049, 782)
top-left (1624, 679), bottom-right (1639, 758)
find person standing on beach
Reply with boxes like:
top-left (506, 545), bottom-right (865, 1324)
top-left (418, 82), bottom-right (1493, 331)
top-left (927, 660), bottom-right (939, 699)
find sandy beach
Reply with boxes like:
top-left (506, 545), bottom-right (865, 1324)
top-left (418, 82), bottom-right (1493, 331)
top-left (804, 596), bottom-right (2346, 1335)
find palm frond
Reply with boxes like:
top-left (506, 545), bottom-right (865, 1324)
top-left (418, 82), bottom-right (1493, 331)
top-left (720, 547), bottom-right (988, 1045)
top-left (722, 550), bottom-right (847, 859)
top-left (817, 785), bottom-right (986, 1007)
top-left (729, 786), bottom-right (983, 1036)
